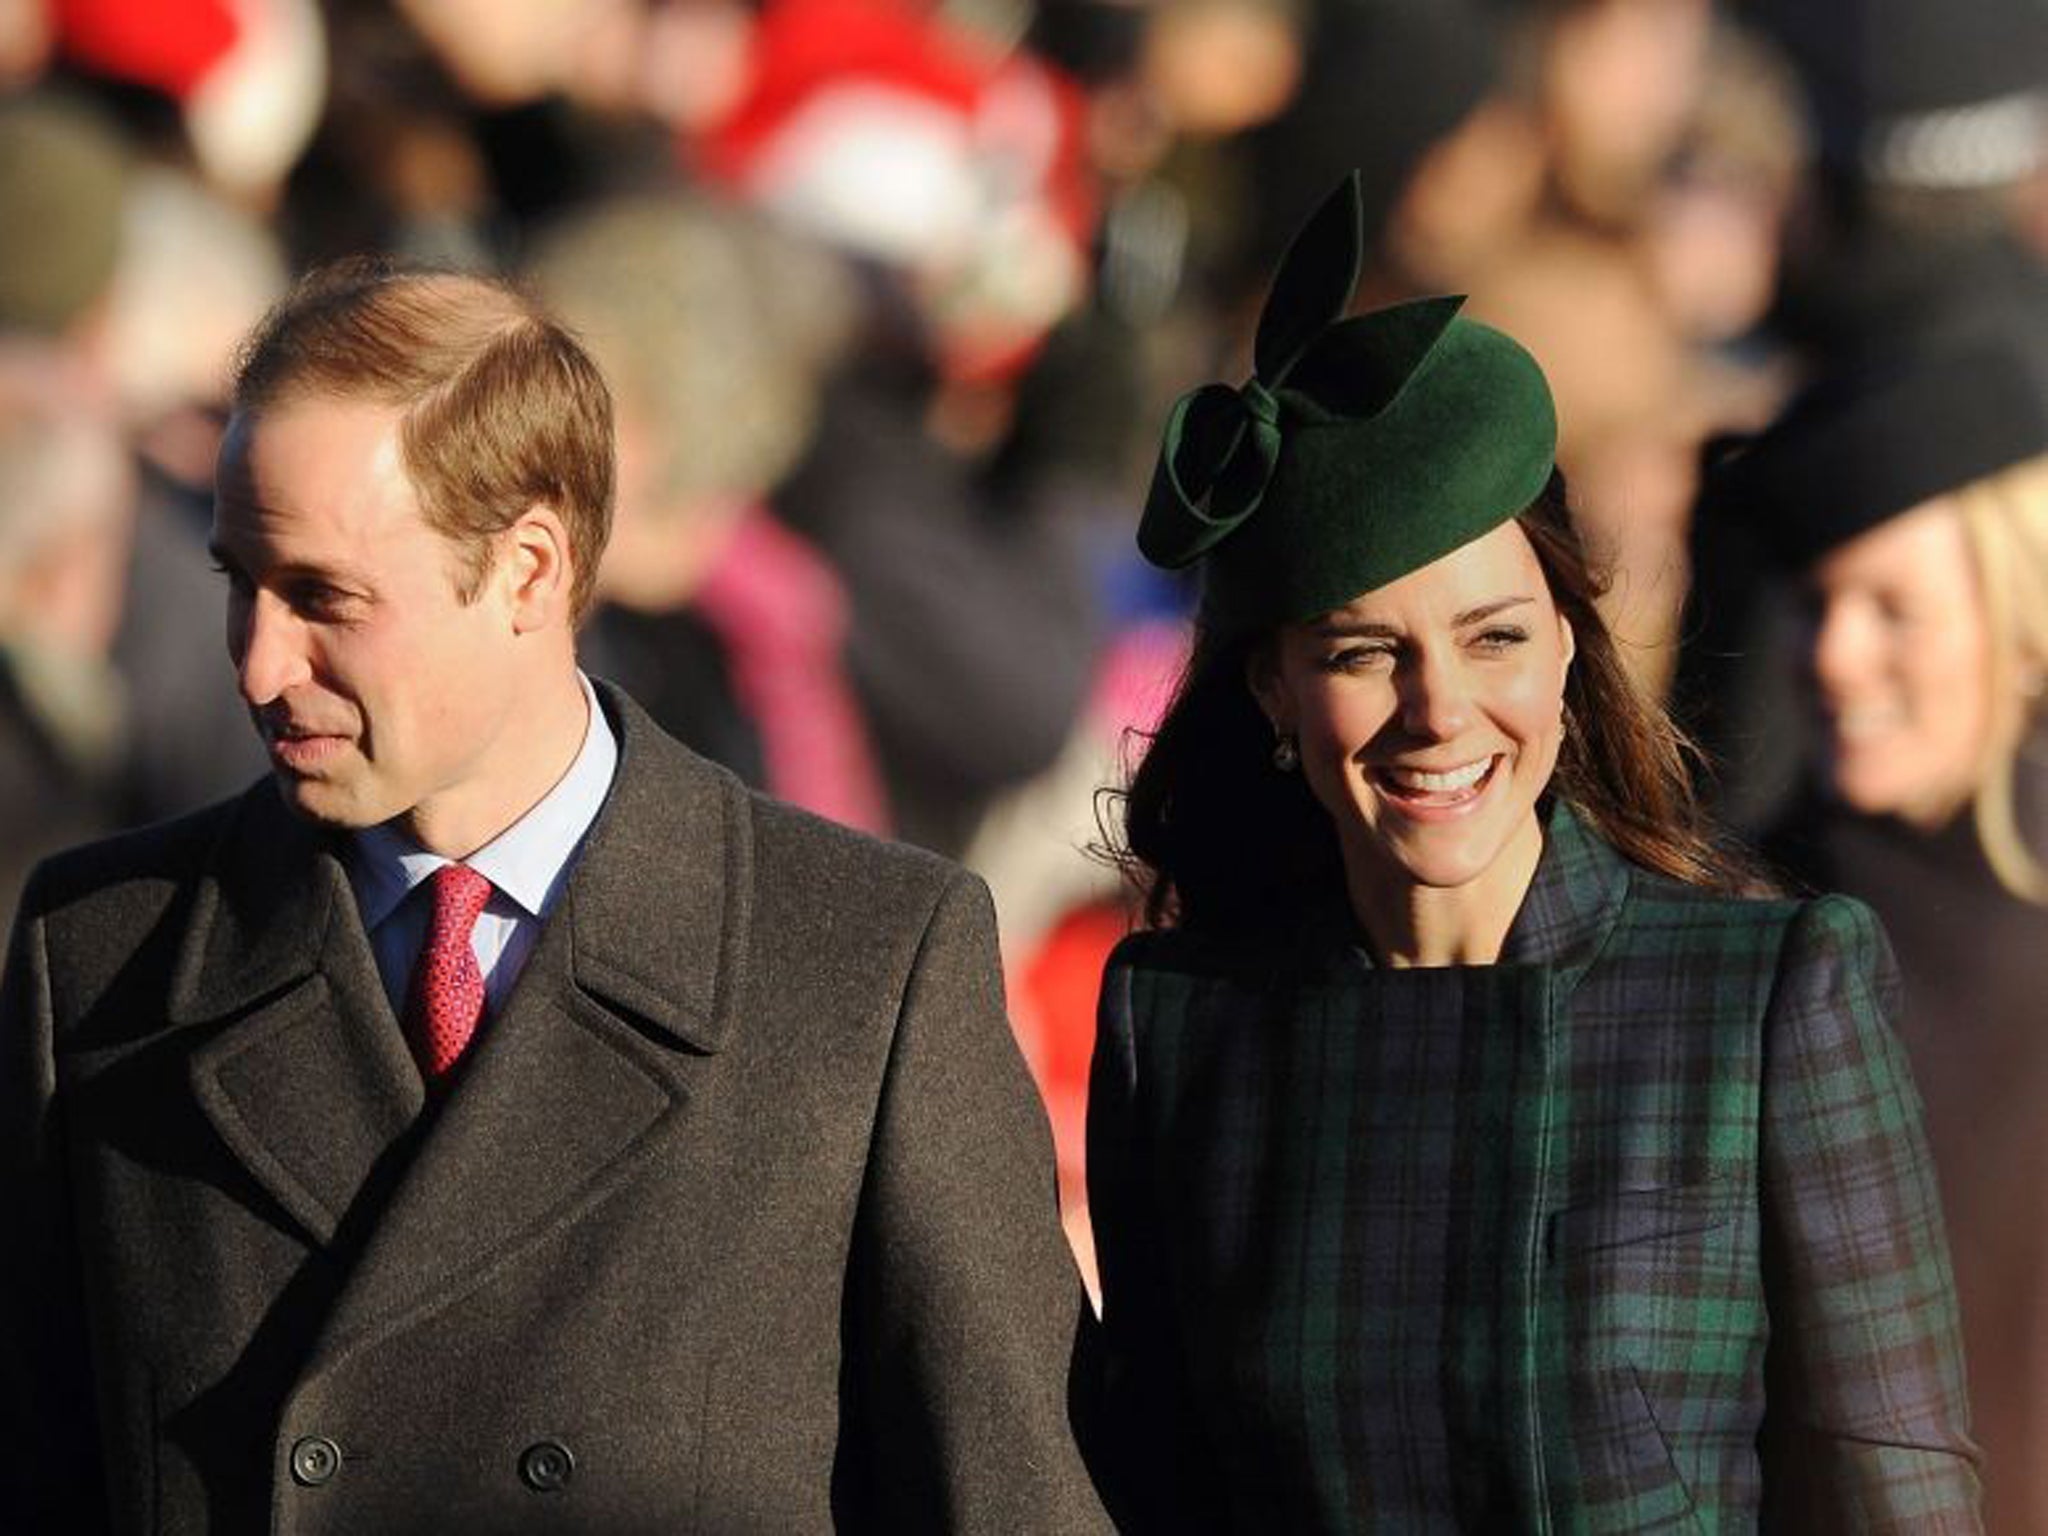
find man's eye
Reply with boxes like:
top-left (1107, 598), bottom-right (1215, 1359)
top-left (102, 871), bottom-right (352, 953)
top-left (288, 584), bottom-right (356, 620)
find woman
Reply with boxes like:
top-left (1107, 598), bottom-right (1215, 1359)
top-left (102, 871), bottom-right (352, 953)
top-left (1722, 337), bottom-right (2048, 1535)
top-left (1086, 174), bottom-right (1980, 1531)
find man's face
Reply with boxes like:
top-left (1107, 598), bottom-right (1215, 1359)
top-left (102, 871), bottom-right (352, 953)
top-left (211, 396), bottom-right (537, 851)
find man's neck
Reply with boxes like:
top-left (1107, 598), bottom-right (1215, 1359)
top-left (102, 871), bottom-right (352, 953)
top-left (398, 663), bottom-right (592, 860)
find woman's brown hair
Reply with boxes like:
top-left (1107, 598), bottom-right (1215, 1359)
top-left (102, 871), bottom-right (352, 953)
top-left (1108, 472), bottom-right (1758, 931)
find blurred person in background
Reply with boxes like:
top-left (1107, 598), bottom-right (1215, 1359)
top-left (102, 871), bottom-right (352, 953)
top-left (278, 0), bottom-right (661, 270)
top-left (690, 0), bottom-right (1109, 856)
top-left (0, 0), bottom-right (52, 88)
top-left (0, 87), bottom-right (128, 365)
top-left (1455, 0), bottom-right (1799, 704)
top-left (37, 0), bottom-right (326, 207)
top-left (1087, 173), bottom-right (1978, 1532)
top-left (1752, 0), bottom-right (2048, 368)
top-left (1237, 0), bottom-right (1521, 307)
top-left (1680, 0), bottom-right (2046, 833)
top-left (101, 162), bottom-right (281, 820)
top-left (1705, 335), bottom-right (2048, 1533)
top-left (0, 347), bottom-right (131, 932)
top-left (1637, 18), bottom-right (1810, 420)
top-left (0, 91), bottom-right (271, 827)
top-left (528, 189), bottom-right (890, 833)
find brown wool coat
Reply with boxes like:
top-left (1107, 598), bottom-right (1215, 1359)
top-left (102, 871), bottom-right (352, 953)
top-left (0, 684), bottom-right (1108, 1535)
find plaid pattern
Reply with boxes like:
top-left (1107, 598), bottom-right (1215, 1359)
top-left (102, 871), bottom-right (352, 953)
top-left (1088, 802), bottom-right (1980, 1533)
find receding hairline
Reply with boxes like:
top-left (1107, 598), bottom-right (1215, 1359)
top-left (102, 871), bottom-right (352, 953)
top-left (229, 266), bottom-right (570, 415)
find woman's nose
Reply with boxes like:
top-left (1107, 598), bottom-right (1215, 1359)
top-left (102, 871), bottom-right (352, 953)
top-left (1810, 596), bottom-right (1874, 701)
top-left (1399, 648), bottom-right (1473, 740)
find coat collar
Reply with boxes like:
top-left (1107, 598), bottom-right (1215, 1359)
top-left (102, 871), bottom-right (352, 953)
top-left (169, 680), bottom-right (751, 1054)
top-left (1495, 798), bottom-right (1632, 976)
top-left (175, 681), bottom-right (755, 1266)
top-left (1298, 798), bottom-right (1631, 983)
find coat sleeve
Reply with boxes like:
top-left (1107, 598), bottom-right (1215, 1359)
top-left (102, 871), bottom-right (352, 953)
top-left (1758, 893), bottom-right (1982, 1533)
top-left (0, 869), bottom-right (109, 1533)
top-left (1084, 939), bottom-right (1227, 1534)
top-left (839, 867), bottom-right (1111, 1534)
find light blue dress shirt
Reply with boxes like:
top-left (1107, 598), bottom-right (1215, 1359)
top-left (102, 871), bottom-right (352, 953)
top-left (347, 674), bottom-right (619, 1021)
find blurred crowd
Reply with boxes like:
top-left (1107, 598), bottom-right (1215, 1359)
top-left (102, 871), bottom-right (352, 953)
top-left (2, 0), bottom-right (2047, 1512)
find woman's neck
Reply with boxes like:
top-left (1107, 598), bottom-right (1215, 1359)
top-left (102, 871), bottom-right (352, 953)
top-left (1346, 812), bottom-right (1547, 968)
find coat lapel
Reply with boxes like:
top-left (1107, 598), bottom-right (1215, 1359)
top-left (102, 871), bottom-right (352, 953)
top-left (301, 687), bottom-right (755, 1373)
top-left (178, 786), bottom-right (426, 1250)
top-left (1497, 799), bottom-right (1631, 980)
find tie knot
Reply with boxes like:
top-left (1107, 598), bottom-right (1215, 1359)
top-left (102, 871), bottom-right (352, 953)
top-left (429, 862), bottom-right (493, 930)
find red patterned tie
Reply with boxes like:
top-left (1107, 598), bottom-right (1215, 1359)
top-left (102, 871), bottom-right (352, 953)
top-left (403, 863), bottom-right (494, 1083)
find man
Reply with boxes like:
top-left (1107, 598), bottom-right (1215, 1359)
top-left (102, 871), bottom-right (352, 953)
top-left (0, 262), bottom-right (1109, 1533)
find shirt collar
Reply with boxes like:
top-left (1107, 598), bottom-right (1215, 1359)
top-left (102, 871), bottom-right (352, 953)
top-left (349, 672), bottom-right (619, 930)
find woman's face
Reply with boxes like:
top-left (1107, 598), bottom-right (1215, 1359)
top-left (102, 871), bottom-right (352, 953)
top-left (1805, 497), bottom-right (1992, 825)
top-left (1252, 519), bottom-right (1575, 896)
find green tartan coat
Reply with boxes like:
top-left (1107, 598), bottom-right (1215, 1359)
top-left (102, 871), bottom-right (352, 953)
top-left (1087, 803), bottom-right (1980, 1533)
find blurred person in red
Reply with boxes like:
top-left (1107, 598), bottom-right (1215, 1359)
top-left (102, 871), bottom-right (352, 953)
top-left (688, 0), bottom-right (1111, 856)
top-left (528, 189), bottom-right (891, 834)
top-left (41, 0), bottom-right (325, 205)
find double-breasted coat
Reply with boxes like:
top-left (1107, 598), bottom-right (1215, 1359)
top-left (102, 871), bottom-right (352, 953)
top-left (1, 684), bottom-right (1109, 1534)
top-left (1087, 803), bottom-right (1979, 1532)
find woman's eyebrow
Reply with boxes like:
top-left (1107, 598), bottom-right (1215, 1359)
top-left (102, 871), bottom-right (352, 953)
top-left (1312, 595), bottom-right (1536, 637)
top-left (1452, 595), bottom-right (1536, 627)
top-left (1309, 617), bottom-right (1402, 639)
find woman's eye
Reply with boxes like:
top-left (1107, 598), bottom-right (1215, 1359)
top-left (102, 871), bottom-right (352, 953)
top-left (1473, 626), bottom-right (1529, 651)
top-left (1876, 593), bottom-right (1929, 629)
top-left (1321, 645), bottom-right (1394, 673)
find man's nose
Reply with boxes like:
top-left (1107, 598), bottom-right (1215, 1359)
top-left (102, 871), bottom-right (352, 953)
top-left (231, 591), bottom-right (311, 707)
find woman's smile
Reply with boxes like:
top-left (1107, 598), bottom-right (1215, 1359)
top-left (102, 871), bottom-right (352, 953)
top-left (1368, 754), bottom-right (1504, 814)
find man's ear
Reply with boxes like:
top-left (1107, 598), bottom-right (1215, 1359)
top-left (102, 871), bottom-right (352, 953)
top-left (503, 503), bottom-right (574, 633)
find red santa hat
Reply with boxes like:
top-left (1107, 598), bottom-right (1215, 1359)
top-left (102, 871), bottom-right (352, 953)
top-left (697, 0), bottom-right (1097, 383)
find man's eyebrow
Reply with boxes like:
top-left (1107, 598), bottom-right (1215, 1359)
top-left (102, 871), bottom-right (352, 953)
top-left (203, 543), bottom-right (373, 590)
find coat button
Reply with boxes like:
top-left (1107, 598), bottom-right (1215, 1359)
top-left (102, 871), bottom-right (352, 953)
top-left (289, 1435), bottom-right (342, 1487)
top-left (518, 1439), bottom-right (575, 1493)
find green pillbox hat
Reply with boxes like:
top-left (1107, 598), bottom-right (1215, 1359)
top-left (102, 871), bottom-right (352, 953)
top-left (1138, 172), bottom-right (1558, 633)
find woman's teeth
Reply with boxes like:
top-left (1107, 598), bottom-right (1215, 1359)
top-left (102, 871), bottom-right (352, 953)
top-left (1382, 759), bottom-right (1493, 794)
